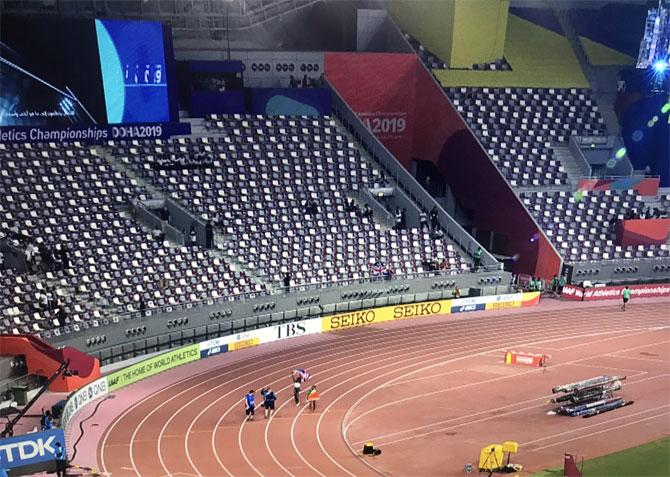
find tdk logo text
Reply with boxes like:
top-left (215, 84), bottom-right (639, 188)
top-left (0, 435), bottom-right (56, 463)
top-left (0, 429), bottom-right (64, 468)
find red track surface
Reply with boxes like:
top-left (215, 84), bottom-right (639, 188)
top-left (95, 300), bottom-right (670, 476)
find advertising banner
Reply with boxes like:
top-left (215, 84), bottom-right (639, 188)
top-left (562, 283), bottom-right (670, 301)
top-left (321, 292), bottom-right (541, 331)
top-left (60, 377), bottom-right (109, 429)
top-left (198, 318), bottom-right (323, 358)
top-left (0, 122), bottom-right (191, 144)
top-left (106, 344), bottom-right (200, 391)
top-left (0, 429), bottom-right (66, 470)
top-left (322, 299), bottom-right (453, 331)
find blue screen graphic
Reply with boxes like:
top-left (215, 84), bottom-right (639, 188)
top-left (95, 19), bottom-right (169, 123)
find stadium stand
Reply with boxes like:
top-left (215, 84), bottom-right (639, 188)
top-left (521, 189), bottom-right (669, 262)
top-left (406, 27), bottom-right (669, 269)
top-left (112, 114), bottom-right (470, 285)
top-left (403, 33), bottom-right (512, 71)
top-left (445, 86), bottom-right (606, 187)
top-left (0, 143), bottom-right (259, 335)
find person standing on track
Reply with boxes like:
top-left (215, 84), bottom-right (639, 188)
top-left (293, 378), bottom-right (301, 405)
top-left (621, 286), bottom-right (631, 311)
top-left (245, 390), bottom-right (256, 421)
top-left (263, 387), bottom-right (277, 418)
top-left (306, 385), bottom-right (319, 412)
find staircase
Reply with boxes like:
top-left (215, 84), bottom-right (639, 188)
top-left (98, 143), bottom-right (270, 293)
top-left (95, 147), bottom-right (165, 199)
top-left (553, 144), bottom-right (586, 188)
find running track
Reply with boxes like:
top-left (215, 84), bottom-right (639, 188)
top-left (79, 299), bottom-right (670, 476)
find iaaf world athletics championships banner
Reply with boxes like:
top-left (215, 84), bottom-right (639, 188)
top-left (561, 283), bottom-right (670, 301)
top-left (0, 122), bottom-right (190, 144)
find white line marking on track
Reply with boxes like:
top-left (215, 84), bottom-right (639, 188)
top-left (345, 335), bottom-right (670, 447)
top-left (361, 374), bottom-right (670, 448)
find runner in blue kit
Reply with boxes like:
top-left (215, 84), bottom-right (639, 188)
top-left (245, 390), bottom-right (255, 421)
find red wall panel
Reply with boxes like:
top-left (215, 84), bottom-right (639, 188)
top-left (325, 53), bottom-right (562, 278)
top-left (325, 53), bottom-right (417, 167)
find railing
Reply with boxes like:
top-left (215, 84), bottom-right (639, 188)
top-left (568, 136), bottom-right (593, 177)
top-left (328, 85), bottom-right (499, 269)
top-left (106, 267), bottom-right (487, 323)
top-left (578, 174), bottom-right (660, 181)
top-left (352, 188), bottom-right (396, 228)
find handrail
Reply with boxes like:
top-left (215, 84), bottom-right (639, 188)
top-left (568, 136), bottom-right (593, 177)
top-left (374, 28), bottom-right (563, 272)
top-left (578, 175), bottom-right (660, 181)
top-left (327, 84), bottom-right (499, 269)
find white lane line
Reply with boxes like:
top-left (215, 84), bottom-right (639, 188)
top-left (360, 374), bottom-right (670, 448)
top-left (238, 416), bottom-right (263, 476)
top-left (100, 311), bottom-right (667, 475)
top-left (344, 335), bottom-right (670, 440)
top-left (528, 412), bottom-right (670, 453)
top-left (209, 311), bottom-right (607, 476)
top-left (386, 369), bottom-right (464, 387)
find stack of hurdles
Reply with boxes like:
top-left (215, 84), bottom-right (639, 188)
top-left (547, 375), bottom-right (634, 418)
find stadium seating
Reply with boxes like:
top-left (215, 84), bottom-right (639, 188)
top-left (521, 189), bottom-right (669, 262)
top-left (404, 33), bottom-right (512, 71)
top-left (112, 114), bottom-right (469, 285)
top-left (0, 143), bottom-right (258, 335)
top-left (446, 86), bottom-right (606, 187)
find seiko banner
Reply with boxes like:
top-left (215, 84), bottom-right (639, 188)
top-left (0, 122), bottom-right (191, 144)
top-left (0, 429), bottom-right (66, 472)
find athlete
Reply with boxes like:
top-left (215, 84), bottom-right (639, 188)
top-left (621, 286), bottom-right (631, 311)
top-left (293, 379), bottom-right (301, 405)
top-left (263, 387), bottom-right (277, 418)
top-left (306, 384), bottom-right (319, 412)
top-left (245, 390), bottom-right (255, 421)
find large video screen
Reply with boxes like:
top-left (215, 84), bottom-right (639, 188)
top-left (0, 16), bottom-right (172, 127)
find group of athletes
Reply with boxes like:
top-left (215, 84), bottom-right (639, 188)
top-left (244, 370), bottom-right (319, 421)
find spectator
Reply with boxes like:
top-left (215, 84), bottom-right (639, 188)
top-left (346, 199), bottom-right (358, 214)
top-left (189, 227), bottom-right (197, 246)
top-left (139, 297), bottom-right (147, 313)
top-left (25, 242), bottom-right (37, 272)
top-left (429, 206), bottom-right (439, 230)
top-left (361, 204), bottom-right (373, 219)
top-left (283, 273), bottom-right (291, 291)
top-left (205, 221), bottom-right (214, 248)
top-left (394, 207), bottom-right (402, 230)
top-left (400, 208), bottom-right (407, 228)
top-left (301, 74), bottom-right (309, 88)
top-left (453, 286), bottom-right (461, 298)
top-left (419, 210), bottom-right (429, 231)
top-left (39, 243), bottom-right (53, 272)
top-left (303, 199), bottom-right (316, 216)
top-left (59, 245), bottom-right (69, 271)
top-left (56, 306), bottom-right (67, 323)
top-left (473, 246), bottom-right (483, 269)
